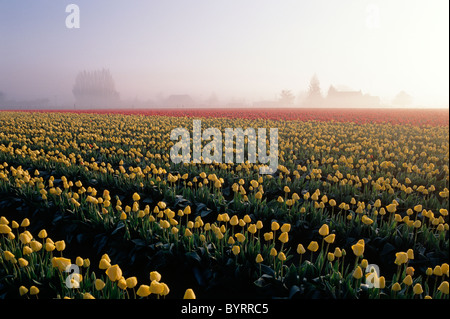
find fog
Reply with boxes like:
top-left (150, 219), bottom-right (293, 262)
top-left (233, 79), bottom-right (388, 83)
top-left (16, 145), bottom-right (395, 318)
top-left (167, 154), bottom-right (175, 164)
top-left (0, 0), bottom-right (448, 109)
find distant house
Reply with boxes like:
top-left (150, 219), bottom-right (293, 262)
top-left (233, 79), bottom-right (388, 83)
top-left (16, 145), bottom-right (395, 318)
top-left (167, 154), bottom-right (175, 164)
top-left (327, 86), bottom-right (380, 108)
top-left (164, 95), bottom-right (195, 107)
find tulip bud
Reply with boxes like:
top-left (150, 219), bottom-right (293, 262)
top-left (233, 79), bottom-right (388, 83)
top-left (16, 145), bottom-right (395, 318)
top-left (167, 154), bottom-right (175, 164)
top-left (403, 275), bottom-right (413, 286)
top-left (55, 240), bottom-right (66, 252)
top-left (183, 288), bottom-right (196, 299)
top-left (136, 285), bottom-right (151, 297)
top-left (438, 281), bottom-right (449, 295)
top-left (307, 241), bottom-right (319, 252)
top-left (392, 282), bottom-right (401, 292)
top-left (278, 252), bottom-right (286, 261)
top-left (29, 285), bottom-right (40, 297)
top-left (278, 232), bottom-right (289, 244)
top-left (95, 279), bottom-right (106, 291)
top-left (256, 254), bottom-right (263, 263)
top-left (319, 224), bottom-right (329, 236)
top-left (106, 264), bottom-right (122, 282)
top-left (324, 234), bottom-right (335, 244)
top-left (150, 271), bottom-right (162, 282)
top-left (353, 266), bottom-right (363, 279)
top-left (413, 283), bottom-right (423, 295)
top-left (19, 286), bottom-right (28, 296)
top-left (351, 243), bottom-right (364, 257)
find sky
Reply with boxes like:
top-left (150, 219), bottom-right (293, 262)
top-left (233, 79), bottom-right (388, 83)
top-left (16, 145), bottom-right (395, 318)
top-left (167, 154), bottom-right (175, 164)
top-left (0, 0), bottom-right (448, 107)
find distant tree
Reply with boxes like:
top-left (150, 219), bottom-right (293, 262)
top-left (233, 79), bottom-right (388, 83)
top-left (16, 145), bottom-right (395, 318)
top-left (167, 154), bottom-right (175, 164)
top-left (308, 74), bottom-right (322, 99)
top-left (279, 90), bottom-right (295, 106)
top-left (206, 93), bottom-right (219, 106)
top-left (303, 74), bottom-right (323, 107)
top-left (393, 91), bottom-right (412, 106)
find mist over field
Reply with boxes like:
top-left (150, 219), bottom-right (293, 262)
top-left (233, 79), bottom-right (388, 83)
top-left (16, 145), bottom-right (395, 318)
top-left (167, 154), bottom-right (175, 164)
top-left (0, 0), bottom-right (448, 109)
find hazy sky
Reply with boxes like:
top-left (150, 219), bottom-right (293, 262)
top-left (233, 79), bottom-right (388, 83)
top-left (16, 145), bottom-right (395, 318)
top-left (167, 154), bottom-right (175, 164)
top-left (0, 0), bottom-right (448, 107)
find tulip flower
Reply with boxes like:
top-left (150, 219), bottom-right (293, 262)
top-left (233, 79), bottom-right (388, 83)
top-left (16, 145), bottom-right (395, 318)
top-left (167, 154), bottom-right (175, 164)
top-left (324, 234), bottom-right (335, 244)
top-left (106, 264), bottom-right (123, 282)
top-left (394, 252), bottom-right (408, 265)
top-left (353, 266), bottom-right (363, 279)
top-left (413, 283), bottom-right (423, 295)
top-left (438, 281), bottom-right (449, 295)
top-left (256, 254), bottom-right (263, 263)
top-left (20, 218), bottom-right (30, 228)
top-left (99, 258), bottom-right (111, 270)
top-left (319, 224), bottom-right (329, 236)
top-left (55, 240), bottom-right (66, 252)
top-left (351, 243), bottom-right (364, 257)
top-left (30, 286), bottom-right (39, 296)
top-left (278, 232), bottom-right (289, 244)
top-left (183, 288), bottom-right (196, 299)
top-left (307, 241), bottom-right (319, 252)
top-left (280, 223), bottom-right (291, 233)
top-left (132, 192), bottom-right (140, 201)
top-left (392, 282), bottom-right (401, 292)
top-left (0, 224), bottom-right (11, 234)
top-left (19, 286), bottom-right (28, 296)
top-left (150, 271), bottom-right (162, 282)
top-left (95, 279), bottom-right (106, 291)
top-left (403, 275), bottom-right (413, 286)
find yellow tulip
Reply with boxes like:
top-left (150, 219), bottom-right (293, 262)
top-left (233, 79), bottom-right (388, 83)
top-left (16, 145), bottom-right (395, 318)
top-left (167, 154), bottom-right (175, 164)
top-left (95, 279), bottom-right (106, 291)
top-left (55, 240), bottom-right (66, 252)
top-left (29, 286), bottom-right (39, 296)
top-left (183, 288), bottom-right (196, 299)
top-left (136, 285), bottom-right (151, 297)
top-left (307, 241), bottom-right (319, 252)
top-left (51, 257), bottom-right (72, 272)
top-left (20, 218), bottom-right (30, 228)
top-left (318, 224), bottom-right (329, 236)
top-left (3, 250), bottom-right (15, 261)
top-left (403, 275), bottom-right (413, 286)
top-left (150, 280), bottom-right (165, 294)
top-left (392, 282), bottom-right (401, 292)
top-left (297, 244), bottom-right (306, 255)
top-left (394, 252), bottom-right (408, 265)
top-left (99, 258), bottom-right (111, 270)
top-left (256, 254), bottom-right (264, 263)
top-left (150, 271), bottom-right (162, 282)
top-left (18, 258), bottom-right (29, 268)
top-left (281, 223), bottom-right (291, 233)
top-left (413, 283), bottom-right (423, 295)
top-left (361, 215), bottom-right (373, 225)
top-left (271, 221), bottom-right (280, 231)
top-left (19, 286), bottom-right (28, 296)
top-left (438, 281), bottom-right (449, 295)
top-left (106, 264), bottom-right (123, 282)
top-left (324, 234), bottom-right (335, 244)
top-left (353, 266), bottom-right (363, 279)
top-left (351, 243), bottom-right (364, 257)
top-left (0, 224), bottom-right (12, 234)
top-left (278, 232), bottom-right (289, 244)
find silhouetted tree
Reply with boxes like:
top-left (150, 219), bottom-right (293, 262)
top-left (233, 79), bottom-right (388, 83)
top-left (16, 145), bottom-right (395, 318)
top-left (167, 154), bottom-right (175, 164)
top-left (303, 74), bottom-right (323, 107)
top-left (72, 68), bottom-right (120, 108)
top-left (393, 91), bottom-right (412, 106)
top-left (279, 90), bottom-right (295, 106)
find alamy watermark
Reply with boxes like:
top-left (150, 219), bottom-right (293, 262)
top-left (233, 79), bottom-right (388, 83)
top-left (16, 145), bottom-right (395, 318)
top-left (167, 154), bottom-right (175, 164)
top-left (169, 120), bottom-right (278, 174)
top-left (65, 4), bottom-right (80, 29)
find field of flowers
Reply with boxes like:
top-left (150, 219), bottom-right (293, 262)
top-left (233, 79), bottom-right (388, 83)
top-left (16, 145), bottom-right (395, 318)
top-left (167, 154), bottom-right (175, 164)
top-left (0, 108), bottom-right (448, 300)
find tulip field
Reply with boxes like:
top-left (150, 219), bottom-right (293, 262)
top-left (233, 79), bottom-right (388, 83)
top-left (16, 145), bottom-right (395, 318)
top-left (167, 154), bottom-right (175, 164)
top-left (0, 108), bottom-right (448, 300)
